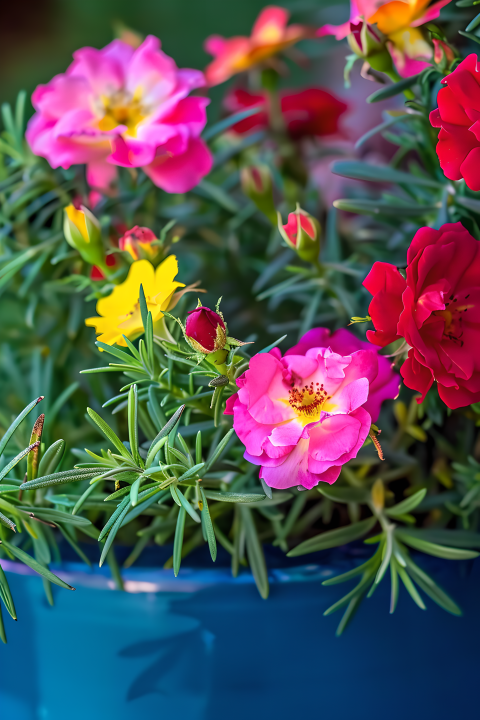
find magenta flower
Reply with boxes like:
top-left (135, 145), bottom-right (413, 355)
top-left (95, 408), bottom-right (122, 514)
top-left (26, 36), bottom-right (212, 193)
top-left (225, 328), bottom-right (399, 490)
top-left (286, 328), bottom-right (400, 423)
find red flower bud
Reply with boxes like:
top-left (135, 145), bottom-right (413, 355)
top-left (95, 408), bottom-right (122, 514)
top-left (432, 39), bottom-right (454, 65)
top-left (90, 253), bottom-right (117, 280)
top-left (185, 306), bottom-right (227, 354)
top-left (278, 205), bottom-right (321, 263)
top-left (119, 226), bottom-right (158, 260)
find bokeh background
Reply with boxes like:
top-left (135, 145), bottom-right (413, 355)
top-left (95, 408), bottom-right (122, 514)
top-left (0, 0), bottom-right (350, 118)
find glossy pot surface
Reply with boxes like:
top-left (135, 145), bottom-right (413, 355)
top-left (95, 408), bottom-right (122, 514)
top-left (1, 549), bottom-right (479, 720)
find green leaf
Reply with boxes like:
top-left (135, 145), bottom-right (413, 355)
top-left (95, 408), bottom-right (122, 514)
top-left (1, 540), bottom-right (75, 590)
top-left (130, 476), bottom-right (141, 507)
top-left (38, 439), bottom-right (65, 477)
top-left (458, 30), bottom-right (480, 45)
top-left (203, 429), bottom-right (235, 473)
top-left (0, 512), bottom-right (16, 532)
top-left (146, 405), bottom-right (185, 468)
top-left (95, 341), bottom-right (142, 366)
top-left (56, 525), bottom-right (91, 567)
top-left (173, 507), bottom-right (186, 576)
top-left (0, 396), bottom-right (43, 456)
top-left (202, 105), bottom-right (263, 141)
top-left (72, 478), bottom-right (103, 515)
top-left (21, 468), bottom-right (104, 491)
top-left (322, 554), bottom-right (379, 586)
top-left (390, 559), bottom-right (399, 614)
top-left (355, 114), bottom-right (413, 149)
top-left (323, 572), bottom-right (374, 616)
top-left (200, 488), bottom-right (217, 562)
top-left (396, 530), bottom-right (479, 559)
top-left (397, 564), bottom-right (426, 610)
top-left (99, 500), bottom-right (131, 567)
top-left (240, 505), bottom-right (269, 599)
top-left (367, 73), bottom-right (423, 102)
top-left (318, 485), bottom-right (369, 504)
top-left (0, 605), bottom-right (6, 644)
top-left (121, 488), bottom-right (169, 526)
top-left (177, 463), bottom-right (205, 482)
top-left (333, 198), bottom-right (439, 217)
top-left (335, 593), bottom-right (365, 637)
top-left (203, 490), bottom-right (265, 503)
top-left (128, 385), bottom-right (140, 466)
top-left (288, 516), bottom-right (377, 557)
top-left (98, 496), bottom-right (130, 543)
top-left (16, 507), bottom-right (92, 527)
top-left (194, 179), bottom-right (239, 214)
top-left (174, 487), bottom-right (201, 523)
top-left (86, 408), bottom-right (133, 462)
top-left (195, 431), bottom-right (202, 465)
top-left (399, 528), bottom-right (480, 548)
top-left (0, 486), bottom-right (21, 495)
top-left (258, 335), bottom-right (287, 354)
top-left (331, 161), bottom-right (443, 189)
top-left (260, 478), bottom-right (272, 500)
top-left (0, 441), bottom-right (39, 483)
top-left (385, 488), bottom-right (427, 518)
top-left (404, 555), bottom-right (461, 615)
top-left (0, 562), bottom-right (16, 619)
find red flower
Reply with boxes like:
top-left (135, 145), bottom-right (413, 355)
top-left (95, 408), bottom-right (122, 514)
top-left (430, 54), bottom-right (480, 190)
top-left (363, 222), bottom-right (480, 409)
top-left (90, 254), bottom-right (116, 281)
top-left (224, 87), bottom-right (347, 139)
top-left (185, 306), bottom-right (227, 354)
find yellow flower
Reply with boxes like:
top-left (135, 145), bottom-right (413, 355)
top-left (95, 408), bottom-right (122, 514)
top-left (86, 256), bottom-right (184, 346)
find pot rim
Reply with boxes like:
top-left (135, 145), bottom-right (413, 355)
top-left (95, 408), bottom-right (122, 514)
top-left (2, 558), bottom-right (340, 594)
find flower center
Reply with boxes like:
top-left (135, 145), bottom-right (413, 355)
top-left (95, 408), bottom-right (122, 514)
top-left (288, 381), bottom-right (331, 419)
top-left (434, 292), bottom-right (473, 346)
top-left (97, 89), bottom-right (146, 134)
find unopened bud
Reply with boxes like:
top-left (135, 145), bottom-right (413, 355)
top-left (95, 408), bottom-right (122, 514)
top-left (64, 204), bottom-right (105, 267)
top-left (119, 226), bottom-right (159, 261)
top-left (347, 20), bottom-right (394, 74)
top-left (241, 165), bottom-right (277, 225)
top-left (433, 38), bottom-right (454, 65)
top-left (277, 204), bottom-right (321, 263)
top-left (185, 305), bottom-right (227, 354)
top-left (371, 478), bottom-right (385, 511)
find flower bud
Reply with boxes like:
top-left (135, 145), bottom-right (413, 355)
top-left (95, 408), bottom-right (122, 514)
top-left (119, 225), bottom-right (158, 260)
top-left (347, 21), bottom-right (394, 74)
top-left (90, 254), bottom-right (117, 281)
top-left (64, 204), bottom-right (105, 267)
top-left (433, 38), bottom-right (454, 65)
top-left (240, 165), bottom-right (277, 225)
top-left (277, 205), bottom-right (321, 263)
top-left (185, 306), bottom-right (227, 354)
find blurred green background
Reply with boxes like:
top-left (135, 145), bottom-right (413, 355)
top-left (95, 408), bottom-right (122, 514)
top-left (0, 0), bottom-right (348, 117)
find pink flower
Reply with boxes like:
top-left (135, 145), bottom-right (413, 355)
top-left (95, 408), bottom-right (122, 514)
top-left (225, 328), bottom-right (399, 490)
top-left (26, 36), bottom-right (212, 194)
top-left (286, 328), bottom-right (400, 422)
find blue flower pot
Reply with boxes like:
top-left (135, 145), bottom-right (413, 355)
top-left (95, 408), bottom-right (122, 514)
top-left (1, 547), bottom-right (479, 719)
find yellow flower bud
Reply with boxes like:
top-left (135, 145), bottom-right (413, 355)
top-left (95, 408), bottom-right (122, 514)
top-left (64, 204), bottom-right (105, 267)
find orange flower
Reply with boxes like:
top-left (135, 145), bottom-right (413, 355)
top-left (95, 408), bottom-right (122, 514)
top-left (204, 6), bottom-right (317, 86)
top-left (319, 0), bottom-right (452, 77)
